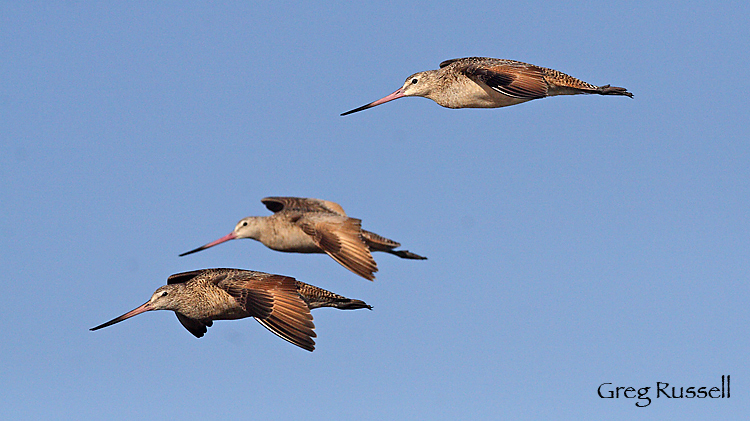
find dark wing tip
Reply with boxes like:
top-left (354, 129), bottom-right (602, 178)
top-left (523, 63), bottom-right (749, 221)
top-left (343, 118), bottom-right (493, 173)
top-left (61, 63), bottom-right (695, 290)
top-left (176, 313), bottom-right (210, 338)
top-left (167, 270), bottom-right (206, 285)
top-left (261, 197), bottom-right (285, 212)
top-left (439, 58), bottom-right (461, 68)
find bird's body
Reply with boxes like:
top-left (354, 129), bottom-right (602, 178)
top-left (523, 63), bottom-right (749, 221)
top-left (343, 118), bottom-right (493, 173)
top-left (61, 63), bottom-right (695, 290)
top-left (91, 268), bottom-right (371, 351)
top-left (180, 197), bottom-right (426, 280)
top-left (341, 57), bottom-right (632, 115)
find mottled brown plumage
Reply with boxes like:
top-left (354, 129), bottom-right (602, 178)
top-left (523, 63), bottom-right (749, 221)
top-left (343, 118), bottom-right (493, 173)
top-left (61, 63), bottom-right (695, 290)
top-left (91, 268), bottom-right (371, 352)
top-left (342, 57), bottom-right (632, 115)
top-left (180, 197), bottom-right (427, 281)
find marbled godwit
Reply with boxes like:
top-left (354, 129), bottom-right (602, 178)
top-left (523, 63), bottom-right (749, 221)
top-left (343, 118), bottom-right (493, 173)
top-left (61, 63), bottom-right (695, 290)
top-left (180, 197), bottom-right (427, 281)
top-left (90, 268), bottom-right (371, 352)
top-left (341, 57), bottom-right (632, 115)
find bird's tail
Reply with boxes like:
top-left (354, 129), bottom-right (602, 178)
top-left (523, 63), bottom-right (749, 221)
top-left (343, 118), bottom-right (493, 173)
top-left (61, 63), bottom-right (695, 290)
top-left (386, 249), bottom-right (428, 260)
top-left (595, 84), bottom-right (633, 97)
top-left (333, 298), bottom-right (373, 310)
top-left (541, 67), bottom-right (633, 98)
top-left (297, 281), bottom-right (373, 310)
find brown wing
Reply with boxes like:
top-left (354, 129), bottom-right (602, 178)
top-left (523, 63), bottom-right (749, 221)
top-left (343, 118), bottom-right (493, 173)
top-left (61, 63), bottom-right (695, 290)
top-left (298, 215), bottom-right (378, 281)
top-left (463, 61), bottom-right (548, 99)
top-left (217, 271), bottom-right (317, 351)
top-left (261, 196), bottom-right (347, 216)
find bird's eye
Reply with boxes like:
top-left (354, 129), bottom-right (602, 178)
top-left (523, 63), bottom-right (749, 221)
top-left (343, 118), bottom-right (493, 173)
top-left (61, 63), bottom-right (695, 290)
top-left (242, 221), bottom-right (248, 226)
top-left (411, 78), bottom-right (418, 84)
top-left (161, 291), bottom-right (168, 297)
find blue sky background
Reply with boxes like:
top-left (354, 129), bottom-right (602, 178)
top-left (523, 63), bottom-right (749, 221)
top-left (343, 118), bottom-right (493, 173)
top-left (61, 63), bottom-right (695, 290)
top-left (1, 2), bottom-right (748, 419)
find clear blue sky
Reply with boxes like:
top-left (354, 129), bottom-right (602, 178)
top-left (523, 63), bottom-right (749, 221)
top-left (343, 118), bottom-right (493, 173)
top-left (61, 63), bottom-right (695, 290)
top-left (1, 2), bottom-right (748, 420)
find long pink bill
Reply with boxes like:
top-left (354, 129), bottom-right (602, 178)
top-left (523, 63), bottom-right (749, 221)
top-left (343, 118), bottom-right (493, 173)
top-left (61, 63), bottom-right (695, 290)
top-left (179, 232), bottom-right (237, 257)
top-left (341, 88), bottom-right (405, 116)
top-left (90, 301), bottom-right (153, 331)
